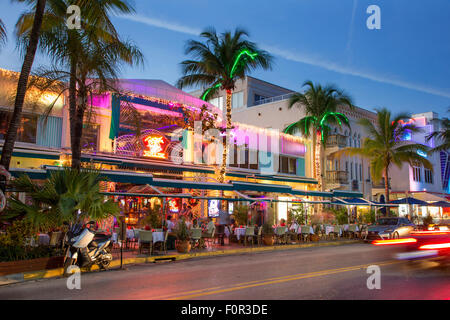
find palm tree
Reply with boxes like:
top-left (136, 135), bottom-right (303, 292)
top-left (426, 108), bottom-right (450, 153)
top-left (4, 168), bottom-right (119, 230)
top-left (284, 81), bottom-right (353, 191)
top-left (339, 108), bottom-right (432, 208)
top-left (0, 0), bottom-right (47, 171)
top-left (177, 27), bottom-right (273, 182)
top-left (16, 0), bottom-right (142, 169)
top-left (0, 18), bottom-right (7, 45)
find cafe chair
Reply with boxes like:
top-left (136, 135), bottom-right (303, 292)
top-left (138, 230), bottom-right (153, 255)
top-left (244, 226), bottom-right (255, 246)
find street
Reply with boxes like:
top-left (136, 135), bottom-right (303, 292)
top-left (0, 243), bottom-right (449, 300)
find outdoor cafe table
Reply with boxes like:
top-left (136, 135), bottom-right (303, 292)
top-left (325, 225), bottom-right (343, 236)
top-left (151, 231), bottom-right (164, 243)
top-left (343, 224), bottom-right (360, 232)
top-left (296, 226), bottom-right (314, 235)
top-left (234, 227), bottom-right (246, 240)
top-left (112, 229), bottom-right (135, 242)
top-left (38, 233), bottom-right (50, 245)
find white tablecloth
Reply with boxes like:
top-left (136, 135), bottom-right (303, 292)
top-left (325, 226), bottom-right (342, 236)
top-left (38, 234), bottom-right (50, 245)
top-left (152, 231), bottom-right (164, 243)
top-left (296, 226), bottom-right (314, 235)
top-left (234, 228), bottom-right (246, 240)
top-left (112, 229), bottom-right (136, 242)
top-left (343, 224), bottom-right (360, 232)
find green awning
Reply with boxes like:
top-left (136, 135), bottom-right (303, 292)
top-left (231, 181), bottom-right (293, 193)
top-left (291, 189), bottom-right (333, 198)
top-left (332, 190), bottom-right (364, 198)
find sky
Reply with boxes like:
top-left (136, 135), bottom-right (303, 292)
top-left (0, 0), bottom-right (449, 116)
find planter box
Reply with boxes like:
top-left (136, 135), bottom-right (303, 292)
top-left (0, 256), bottom-right (64, 276)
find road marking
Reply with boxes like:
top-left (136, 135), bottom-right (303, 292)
top-left (166, 260), bottom-right (401, 300)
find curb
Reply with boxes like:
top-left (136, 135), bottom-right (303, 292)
top-left (0, 240), bottom-right (362, 286)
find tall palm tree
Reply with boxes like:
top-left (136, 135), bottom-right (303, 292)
top-left (339, 108), bottom-right (432, 208)
top-left (16, 0), bottom-right (142, 169)
top-left (0, 18), bottom-right (7, 45)
top-left (426, 108), bottom-right (450, 153)
top-left (0, 0), bottom-right (47, 171)
top-left (177, 27), bottom-right (273, 182)
top-left (284, 81), bottom-right (353, 191)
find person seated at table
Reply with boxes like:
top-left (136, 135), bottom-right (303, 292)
top-left (289, 220), bottom-right (299, 232)
top-left (166, 215), bottom-right (175, 232)
top-left (202, 217), bottom-right (215, 237)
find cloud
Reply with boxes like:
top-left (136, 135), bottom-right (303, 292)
top-left (116, 14), bottom-right (450, 99)
top-left (116, 14), bottom-right (202, 36)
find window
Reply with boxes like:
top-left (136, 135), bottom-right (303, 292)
top-left (209, 97), bottom-right (223, 111)
top-left (345, 161), bottom-right (348, 173)
top-left (424, 168), bottom-right (433, 184)
top-left (0, 110), bottom-right (37, 144)
top-left (81, 124), bottom-right (99, 152)
top-left (359, 164), bottom-right (362, 181)
top-left (350, 162), bottom-right (353, 180)
top-left (232, 91), bottom-right (244, 109)
top-left (412, 166), bottom-right (421, 182)
top-left (278, 155), bottom-right (297, 174)
top-left (254, 94), bottom-right (267, 103)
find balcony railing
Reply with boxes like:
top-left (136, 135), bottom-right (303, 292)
top-left (325, 170), bottom-right (348, 184)
top-left (372, 178), bottom-right (391, 189)
top-left (252, 93), bottom-right (295, 106)
top-left (326, 134), bottom-right (348, 148)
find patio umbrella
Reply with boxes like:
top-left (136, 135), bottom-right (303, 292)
top-left (428, 201), bottom-right (450, 208)
top-left (390, 197), bottom-right (429, 206)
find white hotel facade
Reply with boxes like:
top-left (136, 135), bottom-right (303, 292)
top-left (192, 77), bottom-right (450, 217)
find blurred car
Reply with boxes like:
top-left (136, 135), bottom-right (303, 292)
top-left (365, 217), bottom-right (415, 241)
top-left (428, 218), bottom-right (450, 231)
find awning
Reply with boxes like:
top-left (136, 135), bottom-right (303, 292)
top-left (428, 201), bottom-right (450, 208)
top-left (390, 197), bottom-right (429, 206)
top-left (409, 192), bottom-right (449, 202)
top-left (332, 198), bottom-right (373, 206)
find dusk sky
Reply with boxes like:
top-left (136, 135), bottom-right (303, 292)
top-left (0, 0), bottom-right (449, 116)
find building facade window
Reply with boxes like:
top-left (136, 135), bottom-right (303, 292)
top-left (0, 110), bottom-right (37, 144)
top-left (209, 96), bottom-right (223, 111)
top-left (254, 94), bottom-right (267, 103)
top-left (359, 164), bottom-right (362, 181)
top-left (278, 155), bottom-right (297, 175)
top-left (232, 91), bottom-right (244, 109)
top-left (424, 168), bottom-right (433, 184)
top-left (412, 166), bottom-right (422, 182)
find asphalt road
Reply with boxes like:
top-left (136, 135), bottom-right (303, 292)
top-left (0, 243), bottom-right (449, 300)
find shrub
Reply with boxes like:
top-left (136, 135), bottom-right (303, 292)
top-left (176, 218), bottom-right (189, 241)
top-left (0, 220), bottom-right (63, 262)
top-left (233, 204), bottom-right (249, 226)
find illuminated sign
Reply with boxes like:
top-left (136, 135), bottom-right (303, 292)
top-left (208, 200), bottom-right (220, 217)
top-left (168, 198), bottom-right (180, 213)
top-left (142, 134), bottom-right (169, 159)
top-left (417, 150), bottom-right (427, 158)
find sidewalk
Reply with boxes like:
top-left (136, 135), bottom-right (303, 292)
top-left (0, 238), bottom-right (362, 286)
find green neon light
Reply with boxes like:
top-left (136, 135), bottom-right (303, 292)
top-left (230, 49), bottom-right (258, 78)
top-left (201, 83), bottom-right (221, 100)
top-left (200, 49), bottom-right (258, 102)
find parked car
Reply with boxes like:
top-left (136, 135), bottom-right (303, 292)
top-left (365, 217), bottom-right (415, 241)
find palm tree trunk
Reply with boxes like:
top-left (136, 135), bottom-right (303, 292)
top-left (68, 60), bottom-right (81, 169)
top-left (71, 81), bottom-right (88, 170)
top-left (384, 166), bottom-right (390, 216)
top-left (0, 0), bottom-right (46, 171)
top-left (218, 89), bottom-right (232, 183)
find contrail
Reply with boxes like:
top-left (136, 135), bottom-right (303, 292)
top-left (115, 13), bottom-right (450, 99)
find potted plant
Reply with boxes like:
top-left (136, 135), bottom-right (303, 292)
top-left (233, 204), bottom-right (249, 226)
top-left (262, 222), bottom-right (274, 245)
top-left (175, 218), bottom-right (191, 253)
